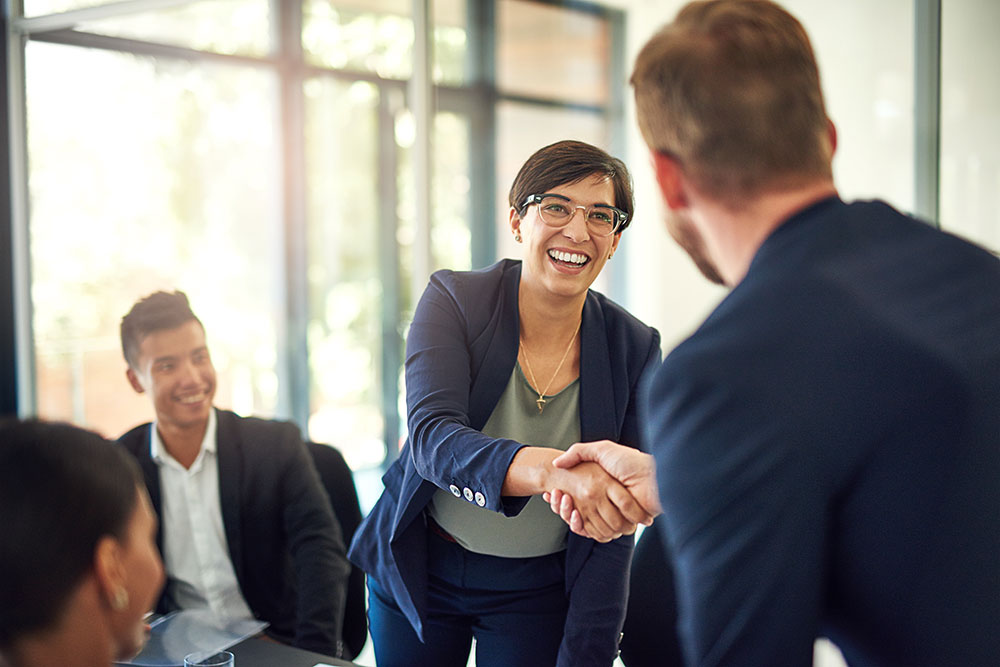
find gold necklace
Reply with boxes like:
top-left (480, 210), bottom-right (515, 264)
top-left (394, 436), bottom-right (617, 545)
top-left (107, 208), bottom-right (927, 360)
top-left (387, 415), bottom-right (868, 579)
top-left (519, 320), bottom-right (581, 414)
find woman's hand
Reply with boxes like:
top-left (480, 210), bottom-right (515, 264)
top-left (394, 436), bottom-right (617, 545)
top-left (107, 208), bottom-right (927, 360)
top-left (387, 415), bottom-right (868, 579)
top-left (542, 441), bottom-right (660, 539)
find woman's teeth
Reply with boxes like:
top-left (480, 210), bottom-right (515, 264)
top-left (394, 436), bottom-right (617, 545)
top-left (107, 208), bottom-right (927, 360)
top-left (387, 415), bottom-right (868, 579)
top-left (548, 249), bottom-right (588, 266)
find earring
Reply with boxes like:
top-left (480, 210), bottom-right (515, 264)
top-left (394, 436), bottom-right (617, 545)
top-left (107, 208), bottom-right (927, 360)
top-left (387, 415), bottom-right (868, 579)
top-left (514, 232), bottom-right (522, 243)
top-left (111, 587), bottom-right (129, 611)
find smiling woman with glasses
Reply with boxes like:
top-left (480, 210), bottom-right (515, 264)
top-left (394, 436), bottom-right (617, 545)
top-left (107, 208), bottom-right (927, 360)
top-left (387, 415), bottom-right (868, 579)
top-left (349, 139), bottom-right (663, 667)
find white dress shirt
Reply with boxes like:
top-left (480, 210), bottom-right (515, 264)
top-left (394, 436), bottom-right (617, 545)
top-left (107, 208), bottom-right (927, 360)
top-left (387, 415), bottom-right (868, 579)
top-left (151, 408), bottom-right (255, 621)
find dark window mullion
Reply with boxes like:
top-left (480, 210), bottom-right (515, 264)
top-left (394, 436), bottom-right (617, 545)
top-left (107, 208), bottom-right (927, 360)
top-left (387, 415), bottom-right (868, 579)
top-left (1, 9), bottom-right (18, 416)
top-left (276, 0), bottom-right (310, 430)
top-left (914, 0), bottom-right (941, 227)
top-left (467, 0), bottom-right (496, 269)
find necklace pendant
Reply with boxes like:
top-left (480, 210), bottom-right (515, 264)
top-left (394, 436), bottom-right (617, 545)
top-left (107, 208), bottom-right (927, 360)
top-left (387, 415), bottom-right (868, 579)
top-left (536, 396), bottom-right (546, 413)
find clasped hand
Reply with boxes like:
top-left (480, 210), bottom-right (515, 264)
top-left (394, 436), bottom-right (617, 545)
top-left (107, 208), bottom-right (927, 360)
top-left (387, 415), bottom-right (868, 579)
top-left (543, 440), bottom-right (661, 542)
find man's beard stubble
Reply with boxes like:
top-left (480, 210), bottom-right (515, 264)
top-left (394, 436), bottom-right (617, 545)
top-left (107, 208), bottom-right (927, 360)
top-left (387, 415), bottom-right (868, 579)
top-left (665, 209), bottom-right (726, 286)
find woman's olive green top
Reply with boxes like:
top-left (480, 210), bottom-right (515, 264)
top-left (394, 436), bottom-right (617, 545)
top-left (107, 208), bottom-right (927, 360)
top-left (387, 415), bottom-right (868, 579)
top-left (428, 364), bottom-right (580, 557)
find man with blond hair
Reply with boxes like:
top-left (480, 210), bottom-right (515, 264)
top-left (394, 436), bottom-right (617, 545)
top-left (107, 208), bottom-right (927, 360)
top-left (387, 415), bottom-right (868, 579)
top-left (550, 1), bottom-right (1000, 665)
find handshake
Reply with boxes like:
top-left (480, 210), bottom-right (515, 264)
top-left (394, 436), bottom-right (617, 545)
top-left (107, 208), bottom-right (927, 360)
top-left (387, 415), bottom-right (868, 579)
top-left (541, 440), bottom-right (661, 543)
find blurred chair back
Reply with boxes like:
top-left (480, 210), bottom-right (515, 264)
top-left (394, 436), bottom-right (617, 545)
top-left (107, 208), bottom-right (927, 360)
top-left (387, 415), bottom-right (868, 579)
top-left (306, 441), bottom-right (367, 660)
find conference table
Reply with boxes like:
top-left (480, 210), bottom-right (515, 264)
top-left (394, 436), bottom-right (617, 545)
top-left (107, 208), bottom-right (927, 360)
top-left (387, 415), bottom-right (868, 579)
top-left (230, 637), bottom-right (362, 667)
top-left (119, 611), bottom-right (365, 667)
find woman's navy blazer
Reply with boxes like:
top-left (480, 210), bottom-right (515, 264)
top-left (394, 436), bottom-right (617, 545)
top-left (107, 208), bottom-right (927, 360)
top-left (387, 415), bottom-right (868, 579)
top-left (349, 258), bottom-right (661, 665)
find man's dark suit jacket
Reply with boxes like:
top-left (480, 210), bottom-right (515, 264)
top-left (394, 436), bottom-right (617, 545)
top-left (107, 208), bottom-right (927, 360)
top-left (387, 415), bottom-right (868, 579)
top-left (645, 197), bottom-right (1000, 666)
top-left (119, 408), bottom-right (350, 657)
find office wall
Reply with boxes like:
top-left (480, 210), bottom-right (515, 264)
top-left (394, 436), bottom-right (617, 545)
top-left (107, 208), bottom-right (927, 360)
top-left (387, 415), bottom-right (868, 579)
top-left (940, 0), bottom-right (1000, 252)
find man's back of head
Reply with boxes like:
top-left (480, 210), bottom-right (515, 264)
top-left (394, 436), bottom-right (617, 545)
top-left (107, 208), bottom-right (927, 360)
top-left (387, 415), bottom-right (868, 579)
top-left (631, 0), bottom-right (834, 205)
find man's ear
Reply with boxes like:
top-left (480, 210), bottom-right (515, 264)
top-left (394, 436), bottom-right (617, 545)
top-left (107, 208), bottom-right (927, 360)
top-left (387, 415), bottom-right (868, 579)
top-left (126, 367), bottom-right (146, 395)
top-left (826, 117), bottom-right (838, 156)
top-left (651, 150), bottom-right (689, 211)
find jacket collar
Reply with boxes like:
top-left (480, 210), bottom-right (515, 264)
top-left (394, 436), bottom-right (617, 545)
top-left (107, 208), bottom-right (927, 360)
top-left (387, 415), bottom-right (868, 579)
top-left (579, 295), bottom-right (618, 440)
top-left (214, 409), bottom-right (244, 583)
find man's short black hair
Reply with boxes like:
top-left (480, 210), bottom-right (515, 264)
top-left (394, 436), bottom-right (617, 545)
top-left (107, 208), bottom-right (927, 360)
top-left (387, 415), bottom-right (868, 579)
top-left (120, 290), bottom-right (202, 369)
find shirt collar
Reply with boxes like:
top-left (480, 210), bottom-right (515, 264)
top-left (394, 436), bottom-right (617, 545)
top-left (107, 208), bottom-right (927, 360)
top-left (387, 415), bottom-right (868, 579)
top-left (150, 407), bottom-right (218, 466)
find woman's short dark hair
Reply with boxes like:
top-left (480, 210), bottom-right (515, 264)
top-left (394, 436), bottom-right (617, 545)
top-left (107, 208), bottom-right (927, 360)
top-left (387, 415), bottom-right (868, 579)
top-left (120, 290), bottom-right (202, 369)
top-left (0, 419), bottom-right (143, 647)
top-left (508, 140), bottom-right (635, 233)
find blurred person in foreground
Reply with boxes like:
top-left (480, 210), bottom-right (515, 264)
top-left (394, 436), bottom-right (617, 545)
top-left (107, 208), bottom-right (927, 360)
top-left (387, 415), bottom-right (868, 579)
top-left (0, 419), bottom-right (165, 667)
top-left (117, 290), bottom-right (350, 657)
top-left (349, 139), bottom-right (665, 666)
top-left (547, 1), bottom-right (1000, 665)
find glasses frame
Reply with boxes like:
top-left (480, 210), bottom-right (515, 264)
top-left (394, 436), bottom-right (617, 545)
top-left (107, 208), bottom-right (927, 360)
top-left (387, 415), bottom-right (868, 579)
top-left (521, 193), bottom-right (628, 237)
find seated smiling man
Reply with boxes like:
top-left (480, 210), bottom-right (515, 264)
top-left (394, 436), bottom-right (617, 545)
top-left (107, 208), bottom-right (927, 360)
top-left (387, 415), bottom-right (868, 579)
top-left (118, 290), bottom-right (350, 657)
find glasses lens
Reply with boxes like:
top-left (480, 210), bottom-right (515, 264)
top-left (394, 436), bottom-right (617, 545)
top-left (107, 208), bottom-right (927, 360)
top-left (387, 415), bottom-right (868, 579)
top-left (532, 196), bottom-right (621, 236)
top-left (587, 207), bottom-right (617, 236)
top-left (537, 196), bottom-right (572, 225)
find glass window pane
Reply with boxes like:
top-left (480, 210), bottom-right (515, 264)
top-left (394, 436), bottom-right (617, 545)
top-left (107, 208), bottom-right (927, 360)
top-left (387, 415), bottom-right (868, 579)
top-left (433, 112), bottom-right (471, 271)
top-left (73, 0), bottom-right (272, 58)
top-left (395, 112), bottom-right (475, 306)
top-left (433, 0), bottom-right (468, 86)
top-left (940, 0), bottom-right (1000, 253)
top-left (395, 109), bottom-right (473, 277)
top-left (302, 0), bottom-right (414, 79)
top-left (497, 0), bottom-right (610, 106)
top-left (26, 42), bottom-right (282, 437)
top-left (302, 0), bottom-right (467, 84)
top-left (394, 106), bottom-right (416, 315)
top-left (303, 77), bottom-right (387, 469)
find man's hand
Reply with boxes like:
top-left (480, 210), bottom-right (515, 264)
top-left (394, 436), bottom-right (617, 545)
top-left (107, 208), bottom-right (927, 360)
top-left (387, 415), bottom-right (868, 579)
top-left (543, 441), bottom-right (661, 538)
top-left (546, 461), bottom-right (651, 543)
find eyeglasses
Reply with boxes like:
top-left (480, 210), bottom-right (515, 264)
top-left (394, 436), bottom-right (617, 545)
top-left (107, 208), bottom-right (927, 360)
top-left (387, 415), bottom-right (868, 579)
top-left (522, 194), bottom-right (628, 237)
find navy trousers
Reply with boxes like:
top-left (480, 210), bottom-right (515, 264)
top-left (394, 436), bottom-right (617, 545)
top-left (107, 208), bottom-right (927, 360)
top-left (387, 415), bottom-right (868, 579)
top-left (367, 529), bottom-right (569, 667)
